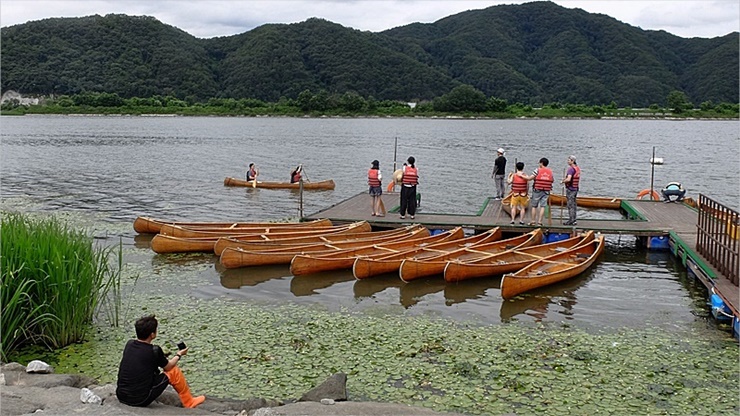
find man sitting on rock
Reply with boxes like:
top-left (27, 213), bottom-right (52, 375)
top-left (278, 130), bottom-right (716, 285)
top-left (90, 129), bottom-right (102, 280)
top-left (116, 314), bottom-right (205, 408)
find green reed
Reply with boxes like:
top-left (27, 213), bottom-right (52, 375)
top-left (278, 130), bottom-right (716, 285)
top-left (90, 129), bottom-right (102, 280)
top-left (1, 212), bottom-right (122, 360)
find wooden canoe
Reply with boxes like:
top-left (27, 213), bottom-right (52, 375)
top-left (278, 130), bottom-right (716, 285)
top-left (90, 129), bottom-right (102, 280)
top-left (219, 227), bottom-right (431, 268)
top-left (444, 231), bottom-right (595, 282)
top-left (134, 217), bottom-right (331, 234)
top-left (224, 177), bottom-right (336, 190)
top-left (352, 228), bottom-right (502, 280)
top-left (500, 235), bottom-right (605, 299)
top-left (399, 229), bottom-right (543, 282)
top-left (150, 221), bottom-right (371, 254)
top-left (289, 227), bottom-right (465, 276)
top-left (548, 194), bottom-right (621, 209)
top-left (214, 225), bottom-right (423, 255)
top-left (160, 222), bottom-right (351, 238)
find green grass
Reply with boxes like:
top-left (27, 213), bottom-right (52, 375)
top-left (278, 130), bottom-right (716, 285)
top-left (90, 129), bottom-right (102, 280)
top-left (0, 212), bottom-right (122, 360)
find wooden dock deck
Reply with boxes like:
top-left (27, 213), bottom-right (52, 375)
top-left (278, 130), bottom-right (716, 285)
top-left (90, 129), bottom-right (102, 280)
top-left (305, 192), bottom-right (738, 320)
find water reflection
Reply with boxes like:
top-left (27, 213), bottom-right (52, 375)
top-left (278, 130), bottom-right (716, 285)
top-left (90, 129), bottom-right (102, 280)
top-left (353, 274), bottom-right (403, 299)
top-left (444, 279), bottom-right (497, 306)
top-left (290, 270), bottom-right (355, 296)
top-left (399, 279), bottom-right (446, 308)
top-left (217, 264), bottom-right (292, 289)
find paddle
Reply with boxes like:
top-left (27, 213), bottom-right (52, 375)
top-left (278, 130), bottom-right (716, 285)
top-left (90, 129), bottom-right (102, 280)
top-left (378, 196), bottom-right (386, 216)
top-left (300, 165), bottom-right (310, 182)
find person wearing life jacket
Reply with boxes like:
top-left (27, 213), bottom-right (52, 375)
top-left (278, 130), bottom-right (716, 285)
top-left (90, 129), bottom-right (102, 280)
top-left (246, 163), bottom-right (259, 182)
top-left (399, 156), bottom-right (418, 220)
top-left (368, 160), bottom-right (384, 216)
top-left (661, 182), bottom-right (686, 203)
top-left (508, 161), bottom-right (530, 225)
top-left (290, 165), bottom-right (303, 183)
top-left (561, 155), bottom-right (580, 225)
top-left (524, 157), bottom-right (553, 226)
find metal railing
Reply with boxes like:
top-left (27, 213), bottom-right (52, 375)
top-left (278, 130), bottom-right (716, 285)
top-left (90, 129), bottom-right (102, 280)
top-left (696, 194), bottom-right (739, 285)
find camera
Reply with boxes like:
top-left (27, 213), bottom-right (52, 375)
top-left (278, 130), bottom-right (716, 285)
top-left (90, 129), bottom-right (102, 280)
top-left (177, 341), bottom-right (187, 350)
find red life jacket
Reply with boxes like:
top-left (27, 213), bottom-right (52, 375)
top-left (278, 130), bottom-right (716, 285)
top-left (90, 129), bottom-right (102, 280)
top-left (368, 169), bottom-right (381, 187)
top-left (291, 171), bottom-right (301, 183)
top-left (533, 167), bottom-right (554, 191)
top-left (567, 166), bottom-right (581, 190)
top-left (511, 173), bottom-right (528, 195)
top-left (247, 167), bottom-right (257, 181)
top-left (402, 166), bottom-right (418, 185)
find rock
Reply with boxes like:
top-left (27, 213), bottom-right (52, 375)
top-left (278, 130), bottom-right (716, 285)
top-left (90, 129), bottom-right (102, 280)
top-left (299, 373), bottom-right (347, 402)
top-left (0, 373), bottom-right (5, 386)
top-left (80, 387), bottom-right (103, 404)
top-left (25, 360), bottom-right (53, 374)
top-left (320, 398), bottom-right (335, 405)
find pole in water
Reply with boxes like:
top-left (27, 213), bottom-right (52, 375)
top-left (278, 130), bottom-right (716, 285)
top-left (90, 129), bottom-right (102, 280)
top-left (650, 146), bottom-right (656, 200)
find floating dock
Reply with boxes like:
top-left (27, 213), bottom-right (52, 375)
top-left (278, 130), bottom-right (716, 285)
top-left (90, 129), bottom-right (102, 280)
top-left (306, 192), bottom-right (740, 338)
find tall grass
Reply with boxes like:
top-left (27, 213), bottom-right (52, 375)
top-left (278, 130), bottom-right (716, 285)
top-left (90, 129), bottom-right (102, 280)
top-left (1, 212), bottom-right (122, 361)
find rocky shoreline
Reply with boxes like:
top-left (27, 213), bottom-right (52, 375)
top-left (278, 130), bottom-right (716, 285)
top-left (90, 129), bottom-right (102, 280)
top-left (1, 362), bottom-right (463, 416)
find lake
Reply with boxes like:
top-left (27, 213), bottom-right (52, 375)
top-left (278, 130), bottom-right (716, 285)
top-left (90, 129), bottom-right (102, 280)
top-left (1, 115), bottom-right (738, 332)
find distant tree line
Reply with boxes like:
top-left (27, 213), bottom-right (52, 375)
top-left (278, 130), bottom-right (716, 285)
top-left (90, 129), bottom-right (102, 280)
top-left (3, 86), bottom-right (737, 118)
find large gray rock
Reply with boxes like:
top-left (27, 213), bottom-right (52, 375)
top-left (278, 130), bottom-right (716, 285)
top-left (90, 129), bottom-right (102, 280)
top-left (299, 373), bottom-right (347, 402)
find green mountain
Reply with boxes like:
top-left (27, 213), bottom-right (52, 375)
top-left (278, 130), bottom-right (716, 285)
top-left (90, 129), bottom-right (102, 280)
top-left (1, 2), bottom-right (737, 106)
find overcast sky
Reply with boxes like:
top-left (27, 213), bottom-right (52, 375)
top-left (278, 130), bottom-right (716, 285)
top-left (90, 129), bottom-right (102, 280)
top-left (1, 0), bottom-right (738, 39)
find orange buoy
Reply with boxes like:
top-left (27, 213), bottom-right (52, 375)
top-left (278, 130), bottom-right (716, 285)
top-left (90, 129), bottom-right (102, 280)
top-left (637, 189), bottom-right (660, 200)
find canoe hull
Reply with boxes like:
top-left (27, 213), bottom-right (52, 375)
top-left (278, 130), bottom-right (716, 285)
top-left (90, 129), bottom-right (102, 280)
top-left (500, 235), bottom-right (605, 299)
top-left (399, 230), bottom-right (542, 282)
top-left (548, 194), bottom-right (621, 209)
top-left (150, 235), bottom-right (217, 253)
top-left (443, 231), bottom-right (594, 282)
top-left (134, 217), bottom-right (331, 234)
top-left (224, 177), bottom-right (335, 190)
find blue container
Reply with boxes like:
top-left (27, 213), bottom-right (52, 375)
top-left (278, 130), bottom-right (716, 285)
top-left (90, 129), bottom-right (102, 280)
top-left (429, 229), bottom-right (445, 236)
top-left (710, 294), bottom-right (732, 321)
top-left (648, 235), bottom-right (670, 250)
top-left (544, 232), bottom-right (570, 244)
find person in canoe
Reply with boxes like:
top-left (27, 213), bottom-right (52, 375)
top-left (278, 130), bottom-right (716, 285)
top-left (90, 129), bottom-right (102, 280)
top-left (290, 164), bottom-right (304, 183)
top-left (368, 159), bottom-right (384, 216)
top-left (116, 314), bottom-right (205, 409)
top-left (508, 161), bottom-right (530, 225)
top-left (561, 155), bottom-right (580, 225)
top-left (399, 156), bottom-right (418, 220)
top-left (246, 163), bottom-right (259, 182)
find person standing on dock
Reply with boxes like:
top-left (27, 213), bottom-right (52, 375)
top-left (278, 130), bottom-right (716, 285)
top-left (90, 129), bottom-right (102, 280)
top-left (508, 161), bottom-right (530, 225)
top-left (561, 155), bottom-right (580, 225)
top-left (399, 156), bottom-right (418, 220)
top-left (368, 160), bottom-right (384, 216)
top-left (525, 157), bottom-right (554, 226)
top-left (491, 148), bottom-right (507, 200)
top-left (246, 163), bottom-right (259, 182)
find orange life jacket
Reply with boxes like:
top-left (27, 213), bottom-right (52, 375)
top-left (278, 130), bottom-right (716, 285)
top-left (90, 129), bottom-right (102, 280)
top-left (368, 169), bottom-right (381, 187)
top-left (567, 166), bottom-right (580, 190)
top-left (511, 173), bottom-right (528, 195)
top-left (402, 166), bottom-right (418, 185)
top-left (533, 167), bottom-right (554, 191)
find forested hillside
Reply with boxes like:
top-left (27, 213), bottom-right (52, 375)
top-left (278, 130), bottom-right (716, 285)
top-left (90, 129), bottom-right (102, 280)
top-left (1, 1), bottom-right (737, 106)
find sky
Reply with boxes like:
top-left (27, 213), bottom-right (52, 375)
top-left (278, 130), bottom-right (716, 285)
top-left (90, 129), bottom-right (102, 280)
top-left (1, 0), bottom-right (738, 39)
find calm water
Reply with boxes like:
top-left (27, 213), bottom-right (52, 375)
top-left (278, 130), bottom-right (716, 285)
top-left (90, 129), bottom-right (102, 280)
top-left (2, 115), bottom-right (738, 332)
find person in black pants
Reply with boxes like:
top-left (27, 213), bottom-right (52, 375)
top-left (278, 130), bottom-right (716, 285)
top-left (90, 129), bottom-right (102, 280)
top-left (399, 156), bottom-right (419, 219)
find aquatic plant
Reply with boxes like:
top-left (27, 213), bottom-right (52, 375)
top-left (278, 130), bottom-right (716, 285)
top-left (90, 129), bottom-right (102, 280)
top-left (0, 212), bottom-right (122, 359)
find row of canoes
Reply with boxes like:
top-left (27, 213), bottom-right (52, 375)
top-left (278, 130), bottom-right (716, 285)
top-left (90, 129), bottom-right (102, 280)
top-left (133, 216), bottom-right (604, 298)
top-left (224, 177), bottom-right (336, 190)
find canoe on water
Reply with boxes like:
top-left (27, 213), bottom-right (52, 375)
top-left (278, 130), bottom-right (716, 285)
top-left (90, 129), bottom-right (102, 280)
top-left (150, 221), bottom-right (371, 254)
top-left (548, 194), bottom-right (621, 209)
top-left (213, 225), bottom-right (424, 256)
top-left (444, 231), bottom-right (595, 282)
top-left (224, 177), bottom-right (336, 190)
top-left (399, 229), bottom-right (543, 282)
top-left (134, 217), bottom-right (331, 234)
top-left (160, 222), bottom-right (355, 238)
top-left (352, 227), bottom-right (502, 279)
top-left (500, 235), bottom-right (605, 299)
top-left (289, 227), bottom-right (465, 276)
top-left (219, 226), bottom-right (432, 268)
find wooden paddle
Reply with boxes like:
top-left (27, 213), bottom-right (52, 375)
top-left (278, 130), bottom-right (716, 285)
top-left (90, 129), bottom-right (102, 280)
top-left (378, 196), bottom-right (386, 216)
